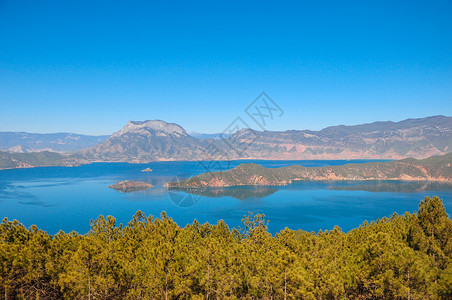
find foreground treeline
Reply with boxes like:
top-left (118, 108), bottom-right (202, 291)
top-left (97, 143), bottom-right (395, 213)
top-left (1, 197), bottom-right (451, 299)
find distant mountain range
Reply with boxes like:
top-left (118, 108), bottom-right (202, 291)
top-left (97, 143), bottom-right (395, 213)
top-left (74, 115), bottom-right (452, 163)
top-left (0, 132), bottom-right (108, 153)
top-left (0, 115), bottom-right (451, 169)
top-left (232, 115), bottom-right (452, 160)
top-left (165, 152), bottom-right (452, 188)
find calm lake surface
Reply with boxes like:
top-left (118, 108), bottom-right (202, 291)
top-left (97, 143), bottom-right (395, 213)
top-left (1, 160), bottom-right (451, 235)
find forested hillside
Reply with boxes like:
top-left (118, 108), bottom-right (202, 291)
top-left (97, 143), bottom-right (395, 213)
top-left (166, 153), bottom-right (452, 188)
top-left (1, 196), bottom-right (451, 299)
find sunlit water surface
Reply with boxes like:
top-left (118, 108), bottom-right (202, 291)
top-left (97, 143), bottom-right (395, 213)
top-left (1, 160), bottom-right (451, 234)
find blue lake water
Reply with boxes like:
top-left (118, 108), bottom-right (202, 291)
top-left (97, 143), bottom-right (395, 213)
top-left (1, 160), bottom-right (451, 235)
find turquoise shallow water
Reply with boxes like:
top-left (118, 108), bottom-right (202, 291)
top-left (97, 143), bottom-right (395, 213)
top-left (0, 160), bottom-right (451, 235)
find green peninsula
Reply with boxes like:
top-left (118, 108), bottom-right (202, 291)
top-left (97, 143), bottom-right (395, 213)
top-left (165, 153), bottom-right (452, 188)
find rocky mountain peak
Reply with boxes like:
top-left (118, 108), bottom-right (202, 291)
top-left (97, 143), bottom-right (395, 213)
top-left (110, 120), bottom-right (188, 138)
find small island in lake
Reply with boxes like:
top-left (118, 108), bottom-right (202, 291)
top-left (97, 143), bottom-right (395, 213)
top-left (109, 180), bottom-right (153, 192)
top-left (141, 167), bottom-right (153, 172)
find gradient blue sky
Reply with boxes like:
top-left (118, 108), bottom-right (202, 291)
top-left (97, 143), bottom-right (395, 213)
top-left (0, 0), bottom-right (451, 135)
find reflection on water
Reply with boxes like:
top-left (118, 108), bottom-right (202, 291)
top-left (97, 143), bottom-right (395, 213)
top-left (174, 181), bottom-right (452, 200)
top-left (18, 200), bottom-right (58, 208)
top-left (120, 187), bottom-right (168, 199)
top-left (328, 181), bottom-right (452, 193)
top-left (169, 186), bottom-right (278, 200)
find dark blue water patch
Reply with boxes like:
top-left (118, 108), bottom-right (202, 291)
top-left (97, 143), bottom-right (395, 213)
top-left (0, 160), bottom-right (450, 235)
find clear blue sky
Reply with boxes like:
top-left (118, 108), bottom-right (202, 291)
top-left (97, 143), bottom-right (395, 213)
top-left (0, 0), bottom-right (451, 135)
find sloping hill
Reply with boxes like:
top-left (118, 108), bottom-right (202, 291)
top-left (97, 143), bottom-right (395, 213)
top-left (0, 151), bottom-right (86, 169)
top-left (165, 153), bottom-right (452, 188)
top-left (230, 115), bottom-right (452, 160)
